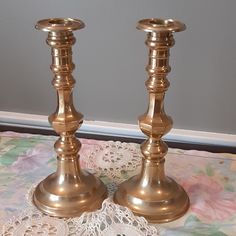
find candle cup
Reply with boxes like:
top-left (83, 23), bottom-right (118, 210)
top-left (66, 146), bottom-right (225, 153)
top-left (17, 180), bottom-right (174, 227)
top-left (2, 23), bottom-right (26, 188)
top-left (114, 18), bottom-right (189, 223)
top-left (33, 18), bottom-right (107, 217)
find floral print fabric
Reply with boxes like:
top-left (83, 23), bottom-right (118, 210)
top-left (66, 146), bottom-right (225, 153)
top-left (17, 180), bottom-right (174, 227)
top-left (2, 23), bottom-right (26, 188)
top-left (0, 131), bottom-right (236, 235)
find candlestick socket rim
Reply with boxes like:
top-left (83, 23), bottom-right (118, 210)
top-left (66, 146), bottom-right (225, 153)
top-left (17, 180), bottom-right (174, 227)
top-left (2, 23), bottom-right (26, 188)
top-left (137, 18), bottom-right (186, 33)
top-left (35, 18), bottom-right (85, 32)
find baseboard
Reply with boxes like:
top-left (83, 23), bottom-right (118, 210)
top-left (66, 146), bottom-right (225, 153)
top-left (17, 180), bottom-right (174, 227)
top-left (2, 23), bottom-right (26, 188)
top-left (0, 111), bottom-right (235, 147)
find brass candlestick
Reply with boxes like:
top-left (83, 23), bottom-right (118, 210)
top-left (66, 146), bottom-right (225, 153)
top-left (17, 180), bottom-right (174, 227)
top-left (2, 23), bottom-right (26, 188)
top-left (33, 18), bottom-right (107, 217)
top-left (114, 18), bottom-right (189, 223)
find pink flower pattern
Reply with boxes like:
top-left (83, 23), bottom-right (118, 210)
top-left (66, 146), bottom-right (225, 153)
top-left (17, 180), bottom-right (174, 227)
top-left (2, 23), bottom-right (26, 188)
top-left (182, 174), bottom-right (236, 221)
top-left (10, 143), bottom-right (54, 173)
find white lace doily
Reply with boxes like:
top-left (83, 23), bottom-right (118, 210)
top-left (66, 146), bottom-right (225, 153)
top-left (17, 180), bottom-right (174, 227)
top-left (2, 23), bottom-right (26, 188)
top-left (81, 141), bottom-right (141, 184)
top-left (2, 210), bottom-right (69, 236)
top-left (2, 199), bottom-right (161, 236)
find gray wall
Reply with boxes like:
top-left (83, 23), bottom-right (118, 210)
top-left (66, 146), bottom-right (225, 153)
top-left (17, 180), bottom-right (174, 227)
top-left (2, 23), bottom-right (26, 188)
top-left (0, 0), bottom-right (236, 134)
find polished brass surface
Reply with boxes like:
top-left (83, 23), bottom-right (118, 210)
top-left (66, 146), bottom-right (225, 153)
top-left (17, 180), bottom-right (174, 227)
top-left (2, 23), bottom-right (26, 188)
top-left (114, 18), bottom-right (189, 223)
top-left (33, 18), bottom-right (107, 217)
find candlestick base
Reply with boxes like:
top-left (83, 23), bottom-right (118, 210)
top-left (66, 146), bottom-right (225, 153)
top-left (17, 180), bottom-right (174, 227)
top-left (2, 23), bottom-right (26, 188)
top-left (33, 170), bottom-right (107, 217)
top-left (114, 175), bottom-right (189, 223)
